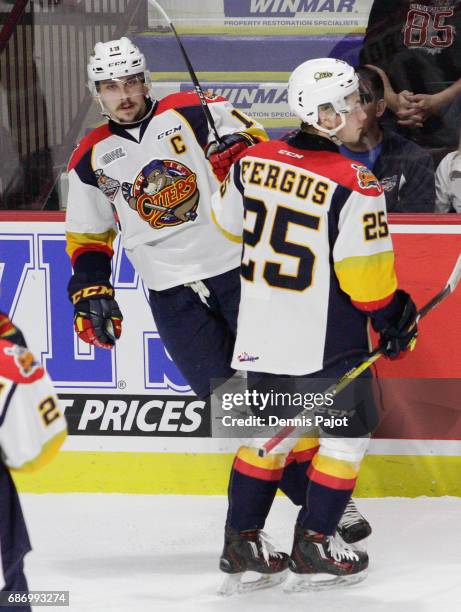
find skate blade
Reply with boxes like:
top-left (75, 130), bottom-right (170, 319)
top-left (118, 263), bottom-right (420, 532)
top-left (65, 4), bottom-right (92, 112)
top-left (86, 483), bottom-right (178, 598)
top-left (218, 570), bottom-right (288, 596)
top-left (283, 569), bottom-right (368, 592)
top-left (351, 540), bottom-right (368, 554)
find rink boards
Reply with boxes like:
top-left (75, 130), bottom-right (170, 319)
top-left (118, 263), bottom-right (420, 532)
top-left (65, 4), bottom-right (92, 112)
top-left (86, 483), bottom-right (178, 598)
top-left (146, 0), bottom-right (372, 34)
top-left (0, 213), bottom-right (460, 496)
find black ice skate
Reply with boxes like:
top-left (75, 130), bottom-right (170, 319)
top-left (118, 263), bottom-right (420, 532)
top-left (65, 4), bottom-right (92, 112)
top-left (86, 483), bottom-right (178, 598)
top-left (337, 498), bottom-right (372, 544)
top-left (284, 523), bottom-right (369, 591)
top-left (218, 526), bottom-right (289, 596)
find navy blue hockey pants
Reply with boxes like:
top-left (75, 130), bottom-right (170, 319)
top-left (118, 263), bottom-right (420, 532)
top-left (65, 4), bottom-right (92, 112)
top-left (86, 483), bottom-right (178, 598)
top-left (149, 267), bottom-right (241, 399)
top-left (0, 462), bottom-right (31, 612)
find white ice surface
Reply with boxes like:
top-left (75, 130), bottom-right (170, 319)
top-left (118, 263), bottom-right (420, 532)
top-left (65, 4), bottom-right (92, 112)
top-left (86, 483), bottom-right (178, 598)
top-left (19, 494), bottom-right (461, 612)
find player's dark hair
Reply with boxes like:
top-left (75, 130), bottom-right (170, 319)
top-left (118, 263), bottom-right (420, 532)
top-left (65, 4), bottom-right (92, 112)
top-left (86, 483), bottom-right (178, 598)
top-left (356, 66), bottom-right (384, 101)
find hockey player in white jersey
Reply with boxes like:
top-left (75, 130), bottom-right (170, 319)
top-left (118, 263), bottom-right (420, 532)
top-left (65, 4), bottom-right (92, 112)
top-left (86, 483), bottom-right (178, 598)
top-left (65, 37), bottom-right (267, 400)
top-left (64, 38), bottom-right (369, 562)
top-left (212, 58), bottom-right (418, 592)
top-left (0, 313), bottom-right (67, 611)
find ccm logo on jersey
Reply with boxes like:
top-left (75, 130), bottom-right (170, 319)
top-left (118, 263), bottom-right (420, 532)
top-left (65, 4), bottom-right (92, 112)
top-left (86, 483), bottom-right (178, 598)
top-left (60, 394), bottom-right (209, 436)
top-left (351, 164), bottom-right (382, 192)
top-left (157, 125), bottom-right (182, 140)
top-left (278, 149), bottom-right (304, 159)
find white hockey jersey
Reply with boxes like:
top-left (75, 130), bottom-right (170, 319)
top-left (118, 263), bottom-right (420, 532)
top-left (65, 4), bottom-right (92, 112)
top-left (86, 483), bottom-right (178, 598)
top-left (66, 92), bottom-right (266, 290)
top-left (0, 340), bottom-right (67, 472)
top-left (212, 135), bottom-right (398, 375)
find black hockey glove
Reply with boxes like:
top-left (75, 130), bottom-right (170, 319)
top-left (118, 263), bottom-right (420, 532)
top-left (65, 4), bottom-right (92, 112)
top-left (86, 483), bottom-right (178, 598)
top-left (377, 290), bottom-right (418, 359)
top-left (0, 311), bottom-right (27, 347)
top-left (206, 132), bottom-right (255, 182)
top-left (68, 274), bottom-right (123, 349)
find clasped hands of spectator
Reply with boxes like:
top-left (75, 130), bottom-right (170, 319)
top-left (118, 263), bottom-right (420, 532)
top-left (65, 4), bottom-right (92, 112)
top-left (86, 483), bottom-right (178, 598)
top-left (391, 91), bottom-right (448, 127)
top-left (365, 64), bottom-right (448, 128)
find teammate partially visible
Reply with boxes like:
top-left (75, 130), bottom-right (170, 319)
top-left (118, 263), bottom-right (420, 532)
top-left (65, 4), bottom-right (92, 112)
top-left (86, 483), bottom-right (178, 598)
top-left (65, 37), bottom-right (266, 400)
top-left (0, 312), bottom-right (67, 611)
top-left (212, 58), bottom-right (418, 592)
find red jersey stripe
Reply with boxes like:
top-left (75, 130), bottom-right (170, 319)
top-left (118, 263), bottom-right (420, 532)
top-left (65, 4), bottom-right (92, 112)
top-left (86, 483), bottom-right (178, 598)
top-left (70, 244), bottom-right (114, 266)
top-left (156, 91), bottom-right (227, 115)
top-left (68, 124), bottom-right (111, 172)
top-left (352, 291), bottom-right (395, 312)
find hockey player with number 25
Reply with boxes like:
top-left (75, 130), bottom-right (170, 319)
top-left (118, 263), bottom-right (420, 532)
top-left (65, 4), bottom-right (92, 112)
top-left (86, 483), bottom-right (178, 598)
top-left (212, 58), bottom-right (418, 593)
top-left (65, 37), bottom-right (266, 400)
top-left (65, 38), bottom-right (383, 580)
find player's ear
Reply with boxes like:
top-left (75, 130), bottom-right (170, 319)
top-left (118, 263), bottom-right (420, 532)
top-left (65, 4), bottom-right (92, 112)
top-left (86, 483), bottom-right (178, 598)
top-left (376, 98), bottom-right (386, 118)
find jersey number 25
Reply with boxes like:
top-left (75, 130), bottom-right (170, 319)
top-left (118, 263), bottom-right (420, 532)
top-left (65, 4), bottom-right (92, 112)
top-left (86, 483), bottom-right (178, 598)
top-left (241, 196), bottom-right (320, 292)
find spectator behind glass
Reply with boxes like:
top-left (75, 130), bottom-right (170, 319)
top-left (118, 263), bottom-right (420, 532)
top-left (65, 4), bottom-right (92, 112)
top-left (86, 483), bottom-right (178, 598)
top-left (339, 67), bottom-right (435, 213)
top-left (360, 0), bottom-right (461, 149)
top-left (435, 149), bottom-right (461, 212)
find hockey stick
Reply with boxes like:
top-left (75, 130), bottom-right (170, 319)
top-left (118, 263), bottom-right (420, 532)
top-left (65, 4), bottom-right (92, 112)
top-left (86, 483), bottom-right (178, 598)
top-left (142, 200), bottom-right (197, 220)
top-left (148, 0), bottom-right (222, 144)
top-left (258, 254), bottom-right (461, 458)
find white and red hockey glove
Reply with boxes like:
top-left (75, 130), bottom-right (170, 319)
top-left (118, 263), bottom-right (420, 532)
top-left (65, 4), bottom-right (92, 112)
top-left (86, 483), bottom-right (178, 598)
top-left (206, 133), bottom-right (255, 182)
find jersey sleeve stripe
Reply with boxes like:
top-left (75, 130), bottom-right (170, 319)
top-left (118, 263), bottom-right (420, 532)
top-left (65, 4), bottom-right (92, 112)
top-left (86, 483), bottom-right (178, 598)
top-left (211, 209), bottom-right (242, 244)
top-left (11, 428), bottom-right (67, 473)
top-left (243, 126), bottom-right (269, 143)
top-left (0, 315), bottom-right (16, 339)
top-left (334, 251), bottom-right (397, 305)
top-left (66, 230), bottom-right (116, 265)
top-left (351, 293), bottom-right (395, 312)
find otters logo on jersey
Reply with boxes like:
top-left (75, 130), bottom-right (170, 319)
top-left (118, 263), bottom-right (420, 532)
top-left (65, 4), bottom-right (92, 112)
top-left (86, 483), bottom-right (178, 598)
top-left (121, 159), bottom-right (199, 229)
top-left (2, 344), bottom-right (42, 381)
top-left (352, 163), bottom-right (382, 192)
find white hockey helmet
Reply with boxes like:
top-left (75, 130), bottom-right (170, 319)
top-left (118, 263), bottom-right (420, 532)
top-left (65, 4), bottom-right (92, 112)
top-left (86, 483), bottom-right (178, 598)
top-left (87, 37), bottom-right (152, 97)
top-left (288, 58), bottom-right (360, 137)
